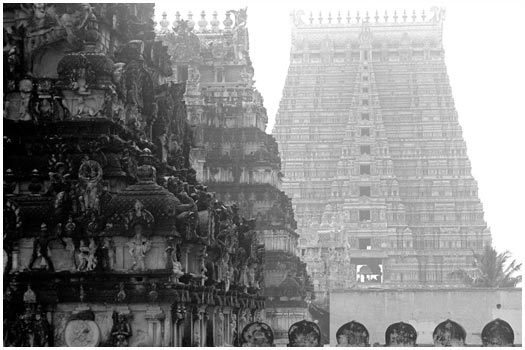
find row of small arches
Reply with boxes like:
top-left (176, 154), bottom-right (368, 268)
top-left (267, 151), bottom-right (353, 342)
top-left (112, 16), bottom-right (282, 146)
top-left (238, 318), bottom-right (515, 347)
top-left (335, 318), bottom-right (515, 347)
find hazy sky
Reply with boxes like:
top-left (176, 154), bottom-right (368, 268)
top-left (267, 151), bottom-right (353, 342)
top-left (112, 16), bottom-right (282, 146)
top-left (155, 0), bottom-right (525, 264)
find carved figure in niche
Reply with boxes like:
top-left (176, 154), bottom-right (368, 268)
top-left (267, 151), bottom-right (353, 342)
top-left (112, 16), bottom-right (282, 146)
top-left (166, 240), bottom-right (184, 283)
top-left (77, 239), bottom-right (90, 271)
top-left (19, 78), bottom-right (34, 121)
top-left (29, 223), bottom-right (66, 271)
top-left (28, 169), bottom-right (44, 195)
top-left (148, 282), bottom-right (158, 303)
top-left (77, 238), bottom-right (97, 271)
top-left (110, 312), bottom-right (132, 347)
top-left (64, 215), bottom-right (77, 235)
top-left (100, 237), bottom-right (116, 271)
top-left (33, 304), bottom-right (50, 346)
top-left (71, 67), bottom-right (90, 95)
top-left (240, 321), bottom-right (274, 347)
top-left (127, 223), bottom-right (151, 271)
top-left (336, 321), bottom-right (369, 347)
top-left (288, 320), bottom-right (321, 347)
top-left (18, 305), bottom-right (36, 346)
top-left (125, 200), bottom-right (154, 233)
top-left (78, 159), bottom-right (103, 214)
top-left (26, 3), bottom-right (57, 34)
top-left (247, 263), bottom-right (256, 288)
top-left (121, 148), bottom-right (138, 181)
top-left (116, 282), bottom-right (126, 303)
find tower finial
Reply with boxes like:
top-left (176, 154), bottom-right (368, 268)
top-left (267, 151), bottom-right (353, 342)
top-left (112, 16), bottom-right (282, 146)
top-left (337, 11), bottom-right (342, 24)
top-left (328, 12), bottom-right (332, 24)
top-left (402, 9), bottom-right (407, 22)
top-left (356, 11), bottom-right (361, 23)
top-left (421, 9), bottom-right (426, 21)
top-left (187, 11), bottom-right (195, 30)
top-left (309, 12), bottom-right (314, 24)
top-left (412, 10), bottom-right (417, 22)
top-left (384, 10), bottom-right (389, 23)
top-left (374, 10), bottom-right (379, 23)
top-left (160, 11), bottom-right (170, 33)
top-left (318, 11), bottom-right (323, 24)
top-left (223, 11), bottom-right (233, 30)
top-left (211, 10), bottom-right (220, 32)
top-left (174, 11), bottom-right (181, 27)
top-left (198, 10), bottom-right (208, 32)
top-left (347, 11), bottom-right (351, 24)
top-left (393, 10), bottom-right (398, 23)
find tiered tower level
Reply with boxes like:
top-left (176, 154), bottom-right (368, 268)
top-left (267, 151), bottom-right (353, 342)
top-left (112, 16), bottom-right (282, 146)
top-left (273, 8), bottom-right (492, 301)
top-left (157, 10), bottom-right (313, 345)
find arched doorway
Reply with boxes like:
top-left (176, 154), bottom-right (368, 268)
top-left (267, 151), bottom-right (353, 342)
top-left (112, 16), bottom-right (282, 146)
top-left (288, 320), bottom-right (322, 347)
top-left (385, 321), bottom-right (417, 346)
top-left (481, 318), bottom-right (514, 347)
top-left (433, 319), bottom-right (466, 346)
top-left (335, 320), bottom-right (369, 347)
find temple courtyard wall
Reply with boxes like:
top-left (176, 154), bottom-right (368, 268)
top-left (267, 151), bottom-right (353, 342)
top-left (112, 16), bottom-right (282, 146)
top-left (330, 288), bottom-right (522, 346)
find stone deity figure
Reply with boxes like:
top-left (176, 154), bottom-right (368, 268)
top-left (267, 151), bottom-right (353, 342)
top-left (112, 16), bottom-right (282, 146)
top-left (72, 67), bottom-right (90, 95)
top-left (127, 224), bottom-right (151, 271)
top-left (101, 237), bottom-right (116, 271)
top-left (110, 312), bottom-right (132, 347)
top-left (77, 239), bottom-right (90, 271)
top-left (19, 79), bottom-right (34, 121)
top-left (29, 223), bottom-right (66, 271)
top-left (166, 243), bottom-right (184, 283)
top-left (78, 159), bottom-right (103, 214)
top-left (33, 305), bottom-right (50, 347)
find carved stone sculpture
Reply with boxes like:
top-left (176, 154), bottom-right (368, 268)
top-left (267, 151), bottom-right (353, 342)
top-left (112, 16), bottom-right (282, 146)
top-left (78, 158), bottom-right (103, 214)
top-left (127, 224), bottom-right (151, 271)
top-left (110, 312), bottom-right (132, 347)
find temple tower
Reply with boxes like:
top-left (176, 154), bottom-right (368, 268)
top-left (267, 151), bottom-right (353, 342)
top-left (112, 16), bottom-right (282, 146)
top-left (158, 9), bottom-right (313, 345)
top-left (273, 8), bottom-right (492, 306)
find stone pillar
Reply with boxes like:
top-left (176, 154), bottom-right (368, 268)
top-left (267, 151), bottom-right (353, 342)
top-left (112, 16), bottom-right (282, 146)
top-left (163, 306), bottom-right (172, 346)
top-left (144, 306), bottom-right (165, 346)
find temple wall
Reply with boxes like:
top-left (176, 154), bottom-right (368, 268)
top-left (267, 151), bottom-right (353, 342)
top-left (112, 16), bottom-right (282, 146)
top-left (330, 288), bottom-right (522, 345)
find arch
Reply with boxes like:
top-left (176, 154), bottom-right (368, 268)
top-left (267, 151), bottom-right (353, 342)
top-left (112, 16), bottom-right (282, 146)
top-left (288, 320), bottom-right (321, 347)
top-left (385, 321), bottom-right (417, 346)
top-left (481, 318), bottom-right (514, 346)
top-left (240, 321), bottom-right (274, 347)
top-left (336, 321), bottom-right (369, 347)
top-left (433, 319), bottom-right (466, 346)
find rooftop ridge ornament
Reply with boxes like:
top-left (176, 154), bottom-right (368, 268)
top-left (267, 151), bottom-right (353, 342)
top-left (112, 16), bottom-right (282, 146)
top-left (198, 11), bottom-right (208, 32)
top-left (289, 8), bottom-right (440, 27)
top-left (159, 11), bottom-right (170, 33)
top-left (211, 11), bottom-right (220, 32)
top-left (187, 11), bottom-right (195, 30)
top-left (223, 11), bottom-right (233, 30)
top-left (174, 11), bottom-right (181, 26)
